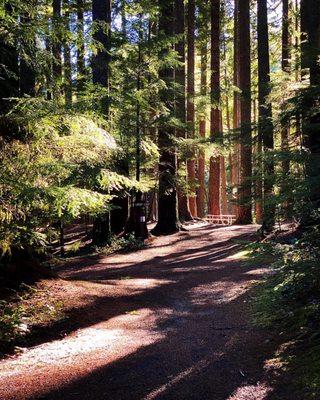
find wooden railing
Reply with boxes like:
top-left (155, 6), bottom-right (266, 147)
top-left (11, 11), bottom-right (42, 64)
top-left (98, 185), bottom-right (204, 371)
top-left (204, 215), bottom-right (236, 225)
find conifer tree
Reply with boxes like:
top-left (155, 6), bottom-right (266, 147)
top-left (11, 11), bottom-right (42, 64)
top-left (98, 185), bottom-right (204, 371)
top-left (236, 0), bottom-right (252, 224)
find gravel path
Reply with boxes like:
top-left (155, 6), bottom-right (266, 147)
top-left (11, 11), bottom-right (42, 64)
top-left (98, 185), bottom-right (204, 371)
top-left (0, 224), bottom-right (280, 400)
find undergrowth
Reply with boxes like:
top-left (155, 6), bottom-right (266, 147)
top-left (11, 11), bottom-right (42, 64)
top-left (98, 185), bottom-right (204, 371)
top-left (0, 283), bottom-right (64, 354)
top-left (91, 233), bottom-right (146, 256)
top-left (247, 227), bottom-right (320, 399)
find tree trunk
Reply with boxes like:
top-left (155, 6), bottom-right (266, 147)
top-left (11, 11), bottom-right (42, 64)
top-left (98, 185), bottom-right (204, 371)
top-left (91, 0), bottom-right (112, 243)
top-left (63, 0), bottom-right (72, 106)
top-left (152, 0), bottom-right (180, 235)
top-left (257, 0), bottom-right (274, 230)
top-left (19, 11), bottom-right (36, 97)
top-left (175, 0), bottom-right (193, 222)
top-left (77, 0), bottom-right (86, 93)
top-left (280, 0), bottom-right (292, 219)
top-left (231, 0), bottom-right (240, 218)
top-left (196, 17), bottom-right (208, 219)
top-left (92, 0), bottom-right (111, 115)
top-left (220, 156), bottom-right (228, 214)
top-left (0, 5), bottom-right (19, 136)
top-left (52, 0), bottom-right (62, 98)
top-left (208, 0), bottom-right (221, 216)
top-left (133, 15), bottom-right (149, 239)
top-left (301, 0), bottom-right (320, 216)
top-left (236, 0), bottom-right (252, 224)
top-left (187, 0), bottom-right (197, 217)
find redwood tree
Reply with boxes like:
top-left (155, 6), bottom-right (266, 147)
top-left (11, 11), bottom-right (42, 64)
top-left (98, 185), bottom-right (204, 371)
top-left (77, 0), bottom-right (86, 93)
top-left (175, 0), bottom-right (193, 222)
top-left (236, 0), bottom-right (252, 224)
top-left (280, 0), bottom-right (291, 218)
top-left (208, 0), bottom-right (221, 216)
top-left (152, 0), bottom-right (180, 235)
top-left (63, 0), bottom-right (72, 106)
top-left (52, 0), bottom-right (62, 98)
top-left (91, 0), bottom-right (112, 242)
top-left (231, 0), bottom-right (240, 218)
top-left (187, 0), bottom-right (197, 217)
top-left (301, 0), bottom-right (320, 216)
top-left (196, 0), bottom-right (209, 218)
top-left (92, 0), bottom-right (111, 115)
top-left (257, 0), bottom-right (274, 230)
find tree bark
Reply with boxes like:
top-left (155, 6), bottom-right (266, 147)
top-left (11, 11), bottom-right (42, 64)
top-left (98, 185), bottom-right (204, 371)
top-left (196, 12), bottom-right (208, 219)
top-left (301, 0), bottom-right (320, 216)
top-left (92, 0), bottom-right (111, 115)
top-left (208, 0), bottom-right (221, 216)
top-left (52, 0), bottom-right (62, 98)
top-left (19, 10), bottom-right (36, 97)
top-left (257, 0), bottom-right (274, 230)
top-left (152, 0), bottom-right (180, 235)
top-left (91, 0), bottom-right (112, 243)
top-left (63, 0), bottom-right (72, 106)
top-left (77, 0), bottom-right (86, 93)
top-left (187, 0), bottom-right (197, 217)
top-left (236, 0), bottom-right (252, 224)
top-left (0, 4), bottom-right (19, 136)
top-left (231, 0), bottom-right (240, 218)
top-left (280, 0), bottom-right (292, 219)
top-left (175, 0), bottom-right (193, 222)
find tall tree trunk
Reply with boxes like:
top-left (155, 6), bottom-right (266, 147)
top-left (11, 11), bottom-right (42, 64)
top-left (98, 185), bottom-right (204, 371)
top-left (132, 15), bottom-right (149, 239)
top-left (19, 12), bottom-right (36, 97)
top-left (254, 98), bottom-right (263, 224)
top-left (196, 21), bottom-right (208, 219)
top-left (92, 0), bottom-right (111, 115)
top-left (0, 4), bottom-right (19, 136)
top-left (63, 0), bottom-right (72, 106)
top-left (219, 3), bottom-right (228, 216)
top-left (175, 0), bottom-right (193, 222)
top-left (231, 0), bottom-right (240, 217)
top-left (187, 0), bottom-right (197, 217)
top-left (301, 0), bottom-right (320, 216)
top-left (152, 0), bottom-right (180, 235)
top-left (281, 0), bottom-right (292, 219)
top-left (208, 0), bottom-right (221, 216)
top-left (120, 0), bottom-right (127, 37)
top-left (91, 0), bottom-right (112, 243)
top-left (236, 0), bottom-right (252, 224)
top-left (77, 0), bottom-right (86, 93)
top-left (257, 0), bottom-right (274, 230)
top-left (52, 0), bottom-right (62, 98)
top-left (220, 157), bottom-right (228, 214)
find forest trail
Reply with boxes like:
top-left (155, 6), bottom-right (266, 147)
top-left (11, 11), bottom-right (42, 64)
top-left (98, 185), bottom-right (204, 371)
top-left (0, 224), bottom-right (281, 400)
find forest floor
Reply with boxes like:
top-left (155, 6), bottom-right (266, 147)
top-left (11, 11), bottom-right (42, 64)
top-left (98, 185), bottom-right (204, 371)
top-left (0, 223), bottom-right (296, 400)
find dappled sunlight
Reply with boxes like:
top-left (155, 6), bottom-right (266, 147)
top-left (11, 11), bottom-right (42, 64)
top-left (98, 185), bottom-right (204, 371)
top-left (190, 280), bottom-right (252, 305)
top-left (142, 357), bottom-right (217, 400)
top-left (244, 268), bottom-right (268, 276)
top-left (227, 383), bottom-right (271, 400)
top-left (104, 278), bottom-right (175, 290)
top-left (0, 225), bottom-right (279, 400)
top-left (228, 250), bottom-right (251, 260)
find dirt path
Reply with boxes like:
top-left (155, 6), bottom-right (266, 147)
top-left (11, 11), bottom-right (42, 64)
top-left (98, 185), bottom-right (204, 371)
top-left (0, 224), bottom-right (280, 400)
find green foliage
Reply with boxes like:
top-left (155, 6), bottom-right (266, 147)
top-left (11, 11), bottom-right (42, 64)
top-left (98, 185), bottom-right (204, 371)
top-left (0, 100), bottom-right (126, 256)
top-left (0, 283), bottom-right (64, 349)
top-left (93, 233), bottom-right (145, 255)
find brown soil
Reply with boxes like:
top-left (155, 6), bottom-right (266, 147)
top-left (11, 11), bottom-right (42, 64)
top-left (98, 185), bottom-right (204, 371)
top-left (0, 224), bottom-right (289, 400)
